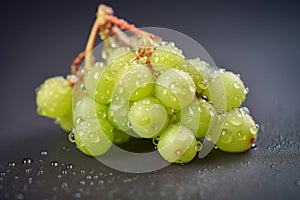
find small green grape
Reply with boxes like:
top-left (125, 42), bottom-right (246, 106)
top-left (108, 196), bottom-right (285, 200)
top-left (157, 124), bottom-right (197, 164)
top-left (95, 51), bottom-right (136, 104)
top-left (204, 71), bottom-right (246, 110)
top-left (74, 119), bottom-right (113, 156)
top-left (180, 99), bottom-right (215, 138)
top-left (155, 68), bottom-right (196, 110)
top-left (129, 97), bottom-right (169, 138)
top-left (216, 108), bottom-right (258, 153)
top-left (113, 130), bottom-right (131, 144)
top-left (36, 76), bottom-right (72, 118)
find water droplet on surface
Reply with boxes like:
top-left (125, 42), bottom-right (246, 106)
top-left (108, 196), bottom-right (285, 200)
top-left (66, 164), bottom-right (73, 169)
top-left (61, 146), bottom-right (69, 152)
top-left (50, 161), bottom-right (59, 167)
top-left (40, 150), bottom-right (48, 156)
top-left (68, 132), bottom-right (76, 143)
top-left (61, 182), bottom-right (68, 189)
top-left (251, 143), bottom-right (257, 148)
top-left (7, 162), bottom-right (16, 167)
top-left (22, 158), bottom-right (33, 165)
top-left (61, 170), bottom-right (68, 175)
top-left (175, 150), bottom-right (181, 156)
top-left (244, 87), bottom-right (249, 94)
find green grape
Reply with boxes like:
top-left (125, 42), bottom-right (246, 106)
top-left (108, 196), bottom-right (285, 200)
top-left (157, 124), bottom-right (198, 163)
top-left (74, 119), bottom-right (113, 156)
top-left (216, 108), bottom-right (259, 153)
top-left (113, 130), bottom-right (131, 144)
top-left (203, 71), bottom-right (246, 110)
top-left (84, 64), bottom-right (105, 100)
top-left (185, 59), bottom-right (210, 93)
top-left (154, 68), bottom-right (196, 110)
top-left (129, 97), bottom-right (169, 138)
top-left (106, 47), bottom-right (130, 64)
top-left (94, 51), bottom-right (136, 104)
top-left (36, 76), bottom-right (72, 118)
top-left (73, 95), bottom-right (114, 138)
top-left (180, 99), bottom-right (215, 138)
top-left (56, 110), bottom-right (74, 131)
top-left (115, 64), bottom-right (154, 101)
top-left (150, 43), bottom-right (185, 69)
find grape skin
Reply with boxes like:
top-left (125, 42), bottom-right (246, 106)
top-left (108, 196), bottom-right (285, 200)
top-left (157, 124), bottom-right (197, 164)
top-left (74, 119), bottom-right (113, 156)
top-left (155, 68), bottom-right (196, 110)
top-left (216, 109), bottom-right (258, 153)
top-left (204, 71), bottom-right (246, 110)
top-left (36, 76), bottom-right (72, 118)
top-left (180, 99), bottom-right (215, 138)
top-left (56, 110), bottom-right (74, 131)
top-left (129, 97), bottom-right (169, 138)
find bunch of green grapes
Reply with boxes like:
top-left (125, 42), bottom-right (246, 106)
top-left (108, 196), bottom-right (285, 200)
top-left (36, 41), bottom-right (259, 162)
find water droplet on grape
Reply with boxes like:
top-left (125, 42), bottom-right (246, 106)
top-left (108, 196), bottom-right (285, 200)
top-left (236, 131), bottom-right (246, 140)
top-left (69, 132), bottom-right (76, 143)
top-left (250, 125), bottom-right (259, 135)
top-left (220, 129), bottom-right (232, 144)
top-left (229, 113), bottom-right (243, 126)
top-left (195, 141), bottom-right (202, 151)
top-left (240, 107), bottom-right (250, 115)
top-left (152, 137), bottom-right (159, 145)
top-left (75, 117), bottom-right (84, 125)
top-left (244, 87), bottom-right (249, 94)
top-left (233, 81), bottom-right (241, 89)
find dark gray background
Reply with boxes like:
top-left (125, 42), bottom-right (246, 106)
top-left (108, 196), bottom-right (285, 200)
top-left (0, 0), bottom-right (299, 199)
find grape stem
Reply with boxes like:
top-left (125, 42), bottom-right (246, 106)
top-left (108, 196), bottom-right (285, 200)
top-left (71, 4), bottom-right (156, 74)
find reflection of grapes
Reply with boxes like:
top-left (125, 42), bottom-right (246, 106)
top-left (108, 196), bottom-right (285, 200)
top-left (35, 4), bottom-right (259, 165)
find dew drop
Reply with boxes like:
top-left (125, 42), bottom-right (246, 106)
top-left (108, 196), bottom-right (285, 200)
top-left (152, 137), bottom-right (159, 145)
top-left (66, 164), bottom-right (73, 170)
top-left (50, 161), bottom-right (59, 167)
top-left (61, 182), bottom-right (68, 189)
top-left (244, 87), bottom-right (249, 94)
top-left (22, 158), bottom-right (33, 165)
top-left (75, 117), bottom-right (84, 125)
top-left (61, 146), bottom-right (69, 152)
top-left (250, 125), bottom-right (259, 135)
top-left (240, 107), bottom-right (250, 115)
top-left (175, 150), bottom-right (182, 156)
top-left (61, 170), bottom-right (68, 175)
top-left (251, 143), bottom-right (257, 148)
top-left (40, 150), bottom-right (48, 156)
top-left (233, 81), bottom-right (241, 89)
top-left (220, 129), bottom-right (232, 144)
top-left (229, 112), bottom-right (243, 126)
top-left (236, 131), bottom-right (246, 140)
top-left (68, 132), bottom-right (76, 143)
top-left (195, 141), bottom-right (202, 151)
top-left (7, 162), bottom-right (16, 167)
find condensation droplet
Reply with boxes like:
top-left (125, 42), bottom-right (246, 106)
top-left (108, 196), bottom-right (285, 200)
top-left (22, 158), bottom-right (33, 165)
top-left (236, 131), bottom-right (246, 140)
top-left (40, 150), bottom-right (48, 156)
top-left (220, 129), bottom-right (232, 144)
top-left (68, 132), bottom-right (76, 143)
top-left (50, 161), bottom-right (59, 167)
top-left (8, 162), bottom-right (16, 167)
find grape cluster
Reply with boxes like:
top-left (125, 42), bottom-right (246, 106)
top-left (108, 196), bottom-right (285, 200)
top-left (36, 41), bottom-right (259, 163)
